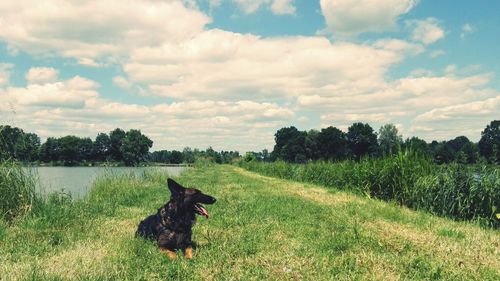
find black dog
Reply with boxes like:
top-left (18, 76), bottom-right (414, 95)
top-left (136, 178), bottom-right (216, 259)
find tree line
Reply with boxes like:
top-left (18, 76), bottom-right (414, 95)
top-left (148, 147), bottom-right (240, 164)
top-left (266, 120), bottom-right (500, 164)
top-left (0, 126), bottom-right (152, 166)
top-left (0, 125), bottom-right (242, 166)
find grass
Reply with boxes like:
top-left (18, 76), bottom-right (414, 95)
top-left (0, 161), bottom-right (41, 222)
top-left (0, 164), bottom-right (499, 280)
top-left (239, 152), bottom-right (500, 227)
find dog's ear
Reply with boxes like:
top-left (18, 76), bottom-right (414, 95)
top-left (167, 178), bottom-right (185, 199)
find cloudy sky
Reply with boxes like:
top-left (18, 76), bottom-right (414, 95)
top-left (1, 0), bottom-right (499, 152)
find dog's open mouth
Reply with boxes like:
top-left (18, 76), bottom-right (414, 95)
top-left (194, 203), bottom-right (209, 219)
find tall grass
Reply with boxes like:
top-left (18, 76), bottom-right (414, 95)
top-left (239, 152), bottom-right (500, 227)
top-left (0, 161), bottom-right (41, 222)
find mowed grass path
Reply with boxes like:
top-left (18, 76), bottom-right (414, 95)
top-left (1, 165), bottom-right (499, 280)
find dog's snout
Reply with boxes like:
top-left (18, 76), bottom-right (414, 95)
top-left (200, 194), bottom-right (216, 204)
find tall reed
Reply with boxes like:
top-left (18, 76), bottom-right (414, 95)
top-left (240, 153), bottom-right (500, 227)
top-left (0, 161), bottom-right (41, 222)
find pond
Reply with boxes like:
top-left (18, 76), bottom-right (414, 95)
top-left (28, 166), bottom-right (188, 199)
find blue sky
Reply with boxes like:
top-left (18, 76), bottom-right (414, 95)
top-left (0, 0), bottom-right (499, 152)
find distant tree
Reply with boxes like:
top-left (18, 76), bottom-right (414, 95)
top-left (39, 137), bottom-right (60, 162)
top-left (243, 152), bottom-right (256, 162)
top-left (22, 133), bottom-right (41, 162)
top-left (0, 125), bottom-right (24, 160)
top-left (317, 126), bottom-right (347, 161)
top-left (219, 150), bottom-right (240, 163)
top-left (148, 150), bottom-right (170, 163)
top-left (378, 123), bottom-right (402, 155)
top-left (305, 129), bottom-right (320, 161)
top-left (79, 137), bottom-right (94, 162)
top-left (478, 120), bottom-right (500, 163)
top-left (403, 137), bottom-right (430, 156)
top-left (346, 123), bottom-right (378, 160)
top-left (120, 129), bottom-right (153, 166)
top-left (182, 147), bottom-right (195, 163)
top-left (169, 150), bottom-right (183, 164)
top-left (58, 136), bottom-right (82, 165)
top-left (109, 128), bottom-right (126, 161)
top-left (432, 141), bottom-right (454, 164)
top-left (272, 126), bottom-right (307, 163)
top-left (205, 147), bottom-right (222, 163)
top-left (93, 133), bottom-right (110, 161)
top-left (446, 136), bottom-right (478, 164)
top-left (260, 149), bottom-right (270, 162)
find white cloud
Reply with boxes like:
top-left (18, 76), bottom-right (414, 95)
top-left (0, 74), bottom-right (295, 151)
top-left (112, 76), bottom-right (132, 89)
top-left (0, 1), bottom-right (210, 64)
top-left (461, 23), bottom-right (474, 39)
top-left (4, 76), bottom-right (99, 108)
top-left (320, 0), bottom-right (418, 35)
top-left (412, 95), bottom-right (500, 141)
top-left (126, 29), bottom-right (420, 101)
top-left (430, 50), bottom-right (445, 58)
top-left (233, 0), bottom-right (296, 15)
top-left (271, 0), bottom-right (296, 15)
top-left (407, 18), bottom-right (445, 45)
top-left (0, 63), bottom-right (13, 86)
top-left (234, 0), bottom-right (267, 14)
top-left (297, 70), bottom-right (498, 140)
top-left (25, 67), bottom-right (59, 84)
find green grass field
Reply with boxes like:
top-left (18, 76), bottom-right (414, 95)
top-left (1, 164), bottom-right (499, 280)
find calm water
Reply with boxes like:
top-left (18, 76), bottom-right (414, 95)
top-left (28, 166), bottom-right (187, 199)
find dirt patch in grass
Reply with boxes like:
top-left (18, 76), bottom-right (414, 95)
top-left (233, 166), bottom-right (364, 207)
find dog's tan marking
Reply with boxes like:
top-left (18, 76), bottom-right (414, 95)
top-left (184, 246), bottom-right (193, 259)
top-left (160, 248), bottom-right (177, 260)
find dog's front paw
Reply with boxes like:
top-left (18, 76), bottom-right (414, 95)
top-left (184, 246), bottom-right (193, 259)
top-left (160, 248), bottom-right (177, 260)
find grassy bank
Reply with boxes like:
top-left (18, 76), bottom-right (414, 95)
top-left (0, 164), bottom-right (499, 280)
top-left (240, 152), bottom-right (500, 227)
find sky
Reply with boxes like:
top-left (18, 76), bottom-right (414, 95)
top-left (0, 0), bottom-right (499, 152)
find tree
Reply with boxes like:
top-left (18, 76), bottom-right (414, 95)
top-left (446, 136), bottom-right (478, 164)
top-left (93, 133), bottom-right (110, 161)
top-left (79, 137), bottom-right (94, 162)
top-left (378, 123), bottom-right (402, 155)
top-left (169, 150), bottom-right (183, 164)
top-left (19, 133), bottom-right (41, 162)
top-left (403, 137), bottom-right (430, 156)
top-left (120, 129), bottom-right (153, 166)
top-left (305, 129), bottom-right (320, 161)
top-left (478, 120), bottom-right (500, 163)
top-left (58, 136), bottom-right (82, 165)
top-left (317, 126), bottom-right (347, 161)
top-left (243, 152), bottom-right (256, 162)
top-left (0, 125), bottom-right (24, 160)
top-left (109, 128), bottom-right (126, 161)
top-left (432, 141), bottom-right (454, 164)
top-left (205, 147), bottom-right (222, 164)
top-left (346, 123), bottom-right (378, 160)
top-left (39, 137), bottom-right (60, 162)
top-left (272, 126), bottom-right (307, 163)
top-left (182, 147), bottom-right (195, 163)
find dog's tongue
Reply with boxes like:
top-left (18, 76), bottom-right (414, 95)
top-left (195, 204), bottom-right (210, 219)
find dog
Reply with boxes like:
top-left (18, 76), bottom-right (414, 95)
top-left (136, 178), bottom-right (216, 259)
